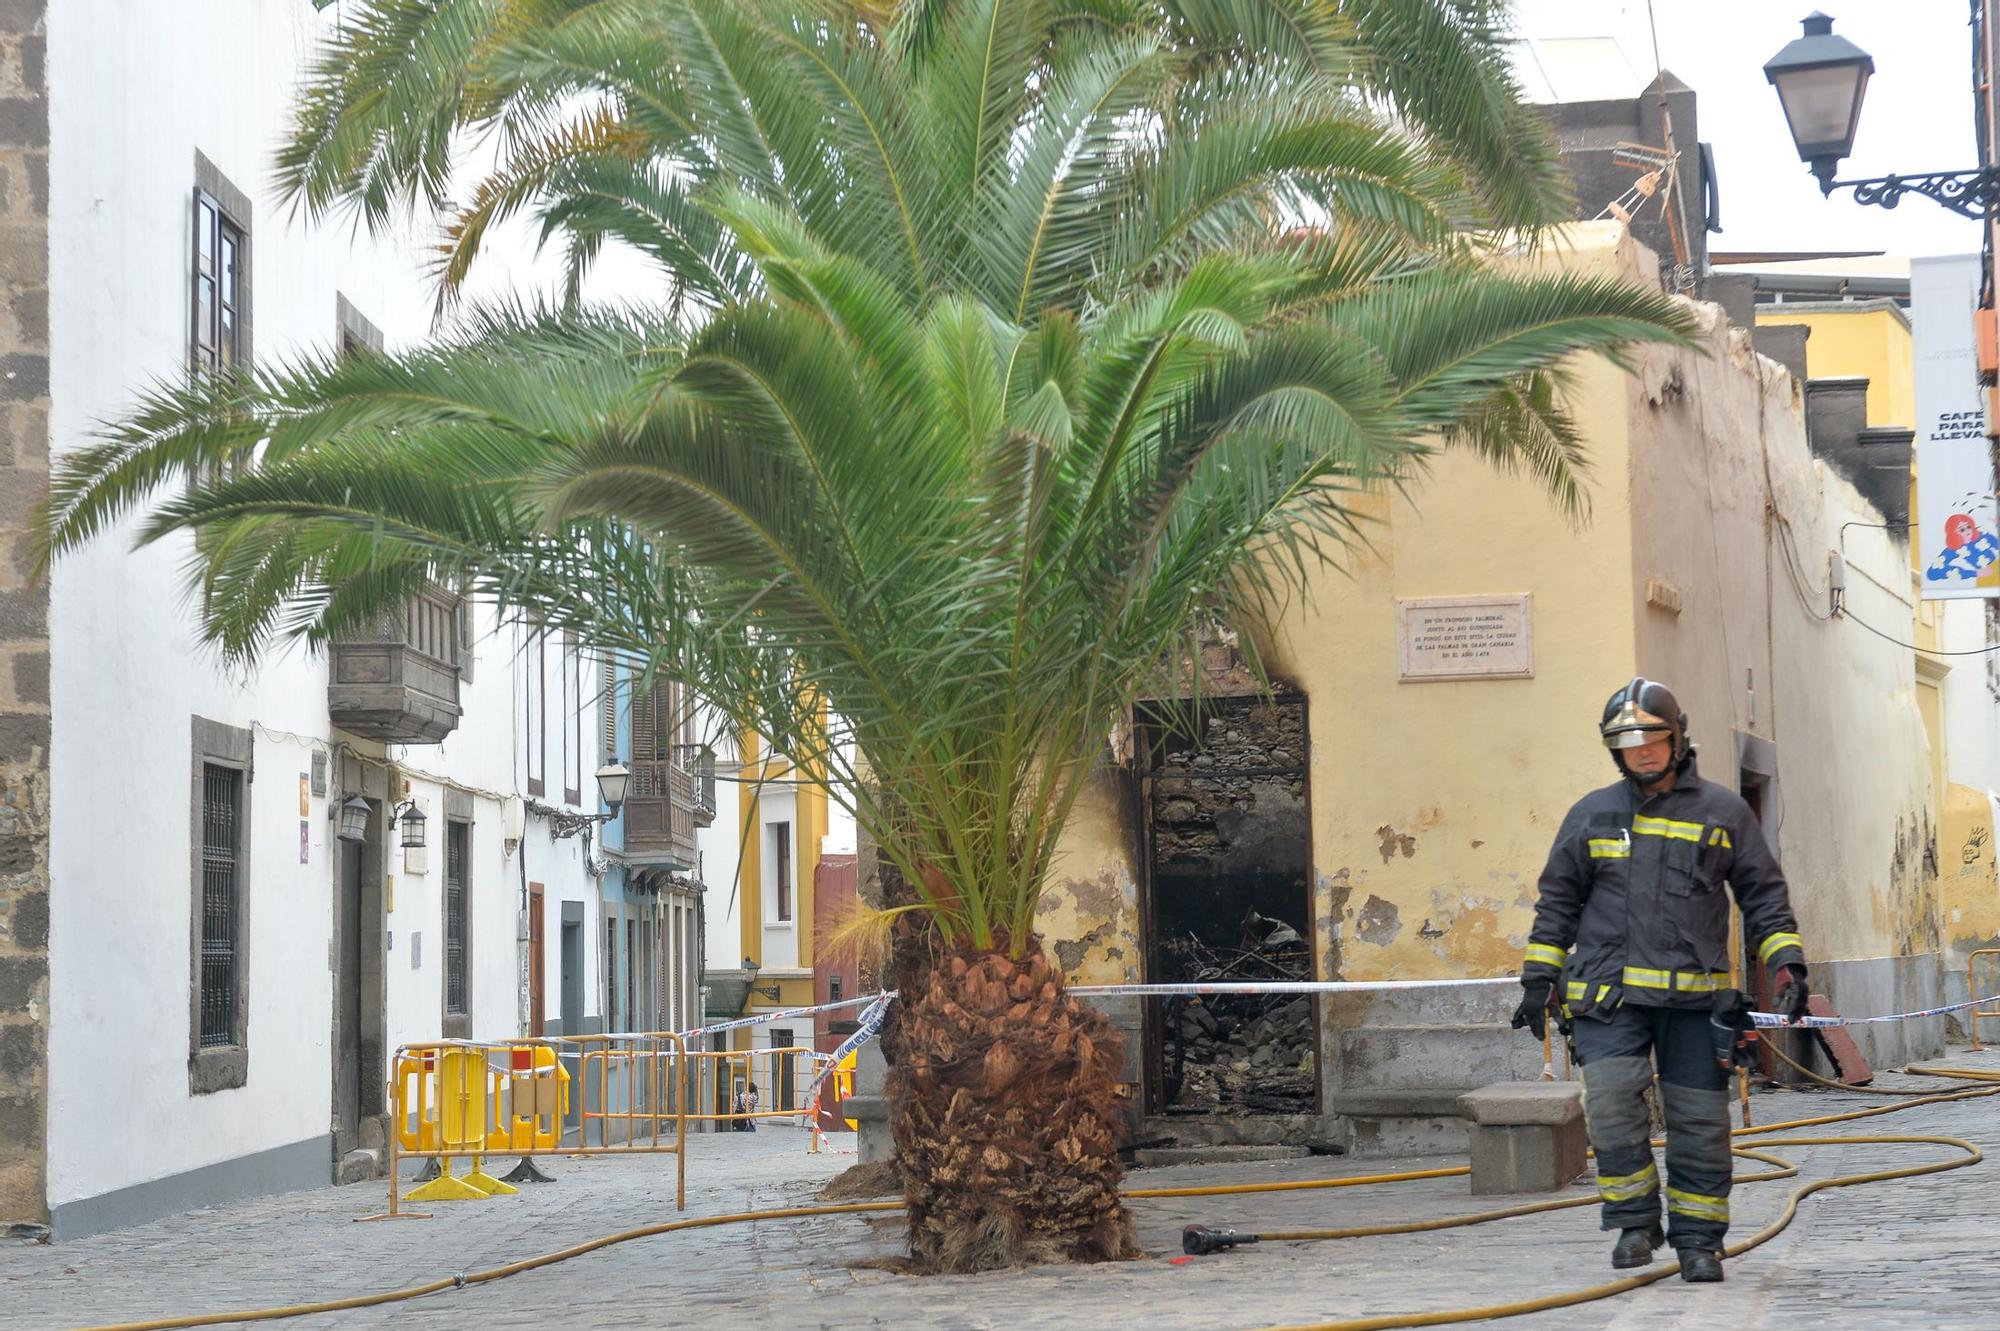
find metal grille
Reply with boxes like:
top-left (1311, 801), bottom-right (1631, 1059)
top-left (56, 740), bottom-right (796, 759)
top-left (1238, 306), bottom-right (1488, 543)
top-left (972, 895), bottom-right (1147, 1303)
top-left (199, 764), bottom-right (241, 1048)
top-left (445, 821), bottom-right (468, 1016)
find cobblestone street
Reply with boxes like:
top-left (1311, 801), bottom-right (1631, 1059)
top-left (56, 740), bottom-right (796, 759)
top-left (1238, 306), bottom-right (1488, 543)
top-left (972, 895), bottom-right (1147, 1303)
top-left (3, 1047), bottom-right (1996, 1331)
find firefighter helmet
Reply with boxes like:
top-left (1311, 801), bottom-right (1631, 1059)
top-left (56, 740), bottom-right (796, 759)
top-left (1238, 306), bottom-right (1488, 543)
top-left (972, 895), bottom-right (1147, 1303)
top-left (1600, 677), bottom-right (1689, 776)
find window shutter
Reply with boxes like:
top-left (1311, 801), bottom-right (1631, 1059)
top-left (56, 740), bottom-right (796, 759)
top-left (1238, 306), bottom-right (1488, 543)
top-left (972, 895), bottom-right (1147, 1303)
top-left (600, 656), bottom-right (617, 765)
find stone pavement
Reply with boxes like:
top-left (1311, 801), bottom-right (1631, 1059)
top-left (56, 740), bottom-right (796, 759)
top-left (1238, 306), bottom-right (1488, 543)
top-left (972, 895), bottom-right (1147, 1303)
top-left (6, 1048), bottom-right (2000, 1331)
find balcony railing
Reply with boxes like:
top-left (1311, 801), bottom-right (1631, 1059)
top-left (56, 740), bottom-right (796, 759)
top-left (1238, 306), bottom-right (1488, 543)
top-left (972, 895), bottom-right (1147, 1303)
top-left (675, 744), bottom-right (717, 827)
top-left (326, 585), bottom-right (464, 743)
top-left (622, 757), bottom-right (699, 869)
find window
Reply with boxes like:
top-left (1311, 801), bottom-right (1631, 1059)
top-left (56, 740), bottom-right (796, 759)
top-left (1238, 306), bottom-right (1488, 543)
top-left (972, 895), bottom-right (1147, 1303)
top-left (198, 765), bottom-right (242, 1047)
top-left (772, 821), bottom-right (793, 922)
top-left (604, 915), bottom-right (619, 1032)
top-left (563, 632), bottom-right (581, 804)
top-left (625, 918), bottom-right (636, 1035)
top-left (526, 628), bottom-right (546, 797)
top-left (829, 975), bottom-right (842, 1004)
top-left (444, 821), bottom-right (470, 1031)
top-left (191, 155), bottom-right (251, 375)
top-left (599, 655), bottom-right (618, 770)
top-left (189, 717), bottom-right (253, 1093)
top-left (191, 194), bottom-right (245, 372)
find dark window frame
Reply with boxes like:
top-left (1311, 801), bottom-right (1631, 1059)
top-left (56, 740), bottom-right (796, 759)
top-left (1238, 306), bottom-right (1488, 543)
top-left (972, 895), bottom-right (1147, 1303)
top-left (442, 817), bottom-right (471, 1036)
top-left (563, 631), bottom-right (581, 805)
top-left (190, 153), bottom-right (252, 375)
top-left (189, 717), bottom-right (253, 1094)
top-left (772, 820), bottom-right (793, 923)
top-left (604, 912), bottom-right (619, 1031)
top-left (526, 627), bottom-right (546, 797)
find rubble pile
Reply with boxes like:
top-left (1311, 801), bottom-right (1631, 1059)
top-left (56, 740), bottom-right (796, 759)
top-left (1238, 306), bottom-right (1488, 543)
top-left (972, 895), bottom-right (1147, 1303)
top-left (1161, 912), bottom-right (1316, 1115)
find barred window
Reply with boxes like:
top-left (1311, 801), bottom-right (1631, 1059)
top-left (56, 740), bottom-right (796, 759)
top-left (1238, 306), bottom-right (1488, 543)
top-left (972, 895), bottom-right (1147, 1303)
top-left (198, 763), bottom-right (242, 1048)
top-left (445, 821), bottom-right (469, 1018)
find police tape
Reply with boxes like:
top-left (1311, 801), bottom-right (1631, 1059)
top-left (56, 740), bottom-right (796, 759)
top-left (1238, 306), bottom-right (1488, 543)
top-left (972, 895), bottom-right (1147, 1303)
top-left (801, 992), bottom-right (897, 1103)
top-left (664, 978), bottom-right (1998, 1048)
top-left (672, 991), bottom-right (896, 1044)
top-left (1747, 991), bottom-right (2000, 1029)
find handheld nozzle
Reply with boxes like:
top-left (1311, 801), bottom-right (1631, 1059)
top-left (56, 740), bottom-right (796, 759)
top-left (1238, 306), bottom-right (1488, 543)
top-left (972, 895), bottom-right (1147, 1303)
top-left (1182, 1224), bottom-right (1260, 1256)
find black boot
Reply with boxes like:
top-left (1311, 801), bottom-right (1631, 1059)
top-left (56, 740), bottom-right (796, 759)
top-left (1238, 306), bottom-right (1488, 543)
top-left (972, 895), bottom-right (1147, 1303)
top-left (1678, 1248), bottom-right (1724, 1282)
top-left (1611, 1224), bottom-right (1666, 1270)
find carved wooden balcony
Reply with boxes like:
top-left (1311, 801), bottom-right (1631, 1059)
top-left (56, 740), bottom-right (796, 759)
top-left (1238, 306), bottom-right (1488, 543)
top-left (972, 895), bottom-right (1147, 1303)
top-left (622, 757), bottom-right (699, 869)
top-left (327, 585), bottom-right (464, 744)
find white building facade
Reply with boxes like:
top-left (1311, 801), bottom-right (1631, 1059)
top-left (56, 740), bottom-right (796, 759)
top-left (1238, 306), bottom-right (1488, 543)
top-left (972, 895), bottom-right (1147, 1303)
top-left (0, 1), bottom-right (701, 1239)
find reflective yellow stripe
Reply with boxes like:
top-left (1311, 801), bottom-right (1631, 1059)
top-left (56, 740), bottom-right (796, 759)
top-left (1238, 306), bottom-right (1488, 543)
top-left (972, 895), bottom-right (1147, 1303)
top-left (1588, 838), bottom-right (1630, 859)
top-left (1525, 943), bottom-right (1567, 969)
top-left (1758, 932), bottom-right (1803, 965)
top-left (1596, 984), bottom-right (1613, 1003)
top-left (1621, 966), bottom-right (1728, 993)
top-left (1565, 980), bottom-right (1588, 1001)
top-left (1667, 1187), bottom-right (1730, 1222)
top-left (1632, 816), bottom-right (1704, 842)
top-left (1707, 826), bottom-right (1732, 849)
top-left (1597, 1162), bottom-right (1659, 1202)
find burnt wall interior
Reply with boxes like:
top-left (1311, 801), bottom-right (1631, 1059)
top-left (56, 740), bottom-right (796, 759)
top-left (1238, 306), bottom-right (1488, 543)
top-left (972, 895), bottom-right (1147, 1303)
top-left (1140, 695), bottom-right (1313, 1116)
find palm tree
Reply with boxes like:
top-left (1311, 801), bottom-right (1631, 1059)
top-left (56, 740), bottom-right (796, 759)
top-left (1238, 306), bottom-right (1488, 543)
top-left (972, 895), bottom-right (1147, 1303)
top-left (41, 0), bottom-right (1694, 1271)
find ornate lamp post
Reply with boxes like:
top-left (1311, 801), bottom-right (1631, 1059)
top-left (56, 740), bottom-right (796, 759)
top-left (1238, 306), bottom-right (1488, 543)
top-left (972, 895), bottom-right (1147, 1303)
top-left (1767, 13), bottom-right (2000, 219)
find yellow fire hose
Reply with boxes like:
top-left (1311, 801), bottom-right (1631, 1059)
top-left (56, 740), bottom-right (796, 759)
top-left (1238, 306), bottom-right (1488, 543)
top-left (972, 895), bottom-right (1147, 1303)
top-left (69, 1075), bottom-right (2000, 1331)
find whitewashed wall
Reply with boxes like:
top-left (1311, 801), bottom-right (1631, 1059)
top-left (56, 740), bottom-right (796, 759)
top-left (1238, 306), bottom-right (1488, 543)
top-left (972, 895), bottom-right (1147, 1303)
top-left (44, 2), bottom-right (601, 1215)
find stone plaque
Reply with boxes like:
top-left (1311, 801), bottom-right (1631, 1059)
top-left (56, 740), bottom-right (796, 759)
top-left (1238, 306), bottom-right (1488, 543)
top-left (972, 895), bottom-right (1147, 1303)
top-left (1397, 594), bottom-right (1533, 681)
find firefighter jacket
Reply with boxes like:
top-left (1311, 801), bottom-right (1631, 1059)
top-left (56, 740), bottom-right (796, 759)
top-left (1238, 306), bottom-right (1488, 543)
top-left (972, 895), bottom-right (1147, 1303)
top-left (1522, 754), bottom-right (1806, 1017)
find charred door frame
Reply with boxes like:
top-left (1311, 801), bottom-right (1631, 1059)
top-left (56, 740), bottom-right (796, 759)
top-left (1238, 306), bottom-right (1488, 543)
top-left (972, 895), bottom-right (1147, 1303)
top-left (1130, 693), bottom-right (1319, 1117)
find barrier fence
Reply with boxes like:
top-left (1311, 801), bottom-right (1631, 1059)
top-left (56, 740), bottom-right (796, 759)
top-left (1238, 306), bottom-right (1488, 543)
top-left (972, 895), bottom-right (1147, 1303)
top-left (363, 1032), bottom-right (688, 1222)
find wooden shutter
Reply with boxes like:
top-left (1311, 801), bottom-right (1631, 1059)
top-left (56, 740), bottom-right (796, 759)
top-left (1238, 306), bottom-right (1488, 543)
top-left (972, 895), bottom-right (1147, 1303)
top-left (600, 656), bottom-right (617, 764)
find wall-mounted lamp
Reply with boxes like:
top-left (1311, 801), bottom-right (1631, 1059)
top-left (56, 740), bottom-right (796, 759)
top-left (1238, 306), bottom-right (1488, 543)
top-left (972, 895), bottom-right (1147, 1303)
top-left (333, 794), bottom-right (371, 844)
top-left (389, 798), bottom-right (427, 850)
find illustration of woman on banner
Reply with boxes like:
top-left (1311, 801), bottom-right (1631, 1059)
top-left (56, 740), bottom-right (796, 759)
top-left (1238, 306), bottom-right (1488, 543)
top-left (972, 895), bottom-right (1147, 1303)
top-left (1926, 511), bottom-right (2000, 585)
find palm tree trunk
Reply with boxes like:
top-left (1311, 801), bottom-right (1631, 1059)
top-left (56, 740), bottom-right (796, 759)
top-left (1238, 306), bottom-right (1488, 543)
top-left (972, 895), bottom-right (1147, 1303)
top-left (889, 936), bottom-right (1139, 1271)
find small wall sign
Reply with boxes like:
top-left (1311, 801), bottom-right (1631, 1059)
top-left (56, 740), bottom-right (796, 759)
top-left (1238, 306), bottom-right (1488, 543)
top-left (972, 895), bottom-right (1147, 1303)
top-left (1396, 594), bottom-right (1534, 682)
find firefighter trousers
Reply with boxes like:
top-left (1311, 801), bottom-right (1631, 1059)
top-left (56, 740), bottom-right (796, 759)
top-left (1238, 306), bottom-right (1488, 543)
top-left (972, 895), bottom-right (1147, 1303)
top-left (1573, 1002), bottom-right (1732, 1251)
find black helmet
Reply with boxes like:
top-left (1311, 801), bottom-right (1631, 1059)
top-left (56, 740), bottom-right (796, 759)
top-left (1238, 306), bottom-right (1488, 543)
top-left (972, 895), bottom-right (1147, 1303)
top-left (1600, 676), bottom-right (1689, 779)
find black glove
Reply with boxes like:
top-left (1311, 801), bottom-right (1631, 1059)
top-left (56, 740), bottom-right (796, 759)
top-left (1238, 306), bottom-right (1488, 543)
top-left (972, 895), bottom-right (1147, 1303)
top-left (1511, 979), bottom-right (1554, 1040)
top-left (1773, 965), bottom-right (1810, 1025)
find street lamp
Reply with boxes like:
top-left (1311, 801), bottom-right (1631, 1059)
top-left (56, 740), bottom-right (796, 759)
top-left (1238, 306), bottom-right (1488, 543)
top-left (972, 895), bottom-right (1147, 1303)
top-left (545, 759), bottom-right (633, 839)
top-left (1766, 12), bottom-right (2000, 218)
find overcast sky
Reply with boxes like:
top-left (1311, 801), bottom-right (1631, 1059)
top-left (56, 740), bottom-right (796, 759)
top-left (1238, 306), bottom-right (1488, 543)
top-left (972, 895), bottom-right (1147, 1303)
top-left (1510, 1), bottom-right (1983, 259)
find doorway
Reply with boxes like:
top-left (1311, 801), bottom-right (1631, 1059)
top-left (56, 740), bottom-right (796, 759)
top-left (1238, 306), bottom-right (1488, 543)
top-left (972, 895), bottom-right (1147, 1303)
top-left (331, 806), bottom-right (386, 1180)
top-left (1137, 695), bottom-right (1315, 1117)
top-left (560, 903), bottom-right (585, 1128)
top-left (528, 883), bottom-right (546, 1038)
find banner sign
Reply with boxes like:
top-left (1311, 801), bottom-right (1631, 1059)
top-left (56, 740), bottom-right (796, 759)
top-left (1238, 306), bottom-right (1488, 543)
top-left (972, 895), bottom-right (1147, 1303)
top-left (1914, 254), bottom-right (1996, 599)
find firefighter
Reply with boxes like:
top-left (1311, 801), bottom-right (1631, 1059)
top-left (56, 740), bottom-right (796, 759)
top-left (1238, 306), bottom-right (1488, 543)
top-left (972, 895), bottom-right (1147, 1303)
top-left (1511, 677), bottom-right (1809, 1283)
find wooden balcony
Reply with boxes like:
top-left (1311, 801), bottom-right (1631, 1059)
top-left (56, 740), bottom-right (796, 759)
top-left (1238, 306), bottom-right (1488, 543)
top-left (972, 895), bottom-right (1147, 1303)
top-left (327, 585), bottom-right (464, 744)
top-left (623, 757), bottom-right (699, 869)
top-left (677, 745), bottom-right (717, 829)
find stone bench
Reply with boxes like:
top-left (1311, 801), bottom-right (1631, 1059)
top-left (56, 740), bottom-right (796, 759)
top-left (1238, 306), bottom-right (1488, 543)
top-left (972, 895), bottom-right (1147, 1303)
top-left (1456, 1081), bottom-right (1587, 1195)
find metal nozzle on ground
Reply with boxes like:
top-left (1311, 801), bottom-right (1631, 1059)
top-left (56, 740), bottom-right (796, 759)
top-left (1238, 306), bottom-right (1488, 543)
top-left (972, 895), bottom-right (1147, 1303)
top-left (1181, 1224), bottom-right (1259, 1256)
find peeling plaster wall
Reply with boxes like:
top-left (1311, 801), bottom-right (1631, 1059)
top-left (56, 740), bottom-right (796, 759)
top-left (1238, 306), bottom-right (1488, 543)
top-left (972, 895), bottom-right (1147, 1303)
top-left (1035, 760), bottom-right (1141, 986)
top-left (1623, 301), bottom-right (1934, 968)
top-left (1940, 784), bottom-right (2000, 1019)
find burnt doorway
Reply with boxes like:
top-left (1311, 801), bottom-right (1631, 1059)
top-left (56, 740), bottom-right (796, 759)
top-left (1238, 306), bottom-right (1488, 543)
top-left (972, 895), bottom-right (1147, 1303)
top-left (331, 806), bottom-right (387, 1182)
top-left (1137, 694), bottom-right (1315, 1117)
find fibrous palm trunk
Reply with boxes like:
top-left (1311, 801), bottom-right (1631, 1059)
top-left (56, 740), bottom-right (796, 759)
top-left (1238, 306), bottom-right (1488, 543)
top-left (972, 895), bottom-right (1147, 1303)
top-left (889, 936), bottom-right (1139, 1272)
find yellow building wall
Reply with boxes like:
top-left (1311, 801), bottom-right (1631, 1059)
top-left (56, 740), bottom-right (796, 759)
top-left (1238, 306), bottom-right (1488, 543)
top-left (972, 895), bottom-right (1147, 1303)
top-left (1036, 224), bottom-right (1934, 1005)
top-left (1756, 304), bottom-right (1914, 427)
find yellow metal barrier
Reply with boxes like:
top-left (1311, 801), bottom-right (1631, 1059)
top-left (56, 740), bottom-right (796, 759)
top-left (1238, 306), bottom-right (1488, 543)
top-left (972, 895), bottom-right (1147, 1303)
top-left (677, 1046), bottom-right (823, 1132)
top-left (362, 1034), bottom-right (686, 1223)
top-left (1970, 949), bottom-right (2000, 1051)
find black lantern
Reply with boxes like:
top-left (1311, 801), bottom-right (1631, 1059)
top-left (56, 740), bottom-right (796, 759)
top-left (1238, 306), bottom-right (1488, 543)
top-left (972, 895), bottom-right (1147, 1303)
top-left (1764, 13), bottom-right (1874, 193)
top-left (390, 798), bottom-right (427, 850)
top-left (334, 794), bottom-right (371, 844)
top-left (595, 760), bottom-right (631, 811)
